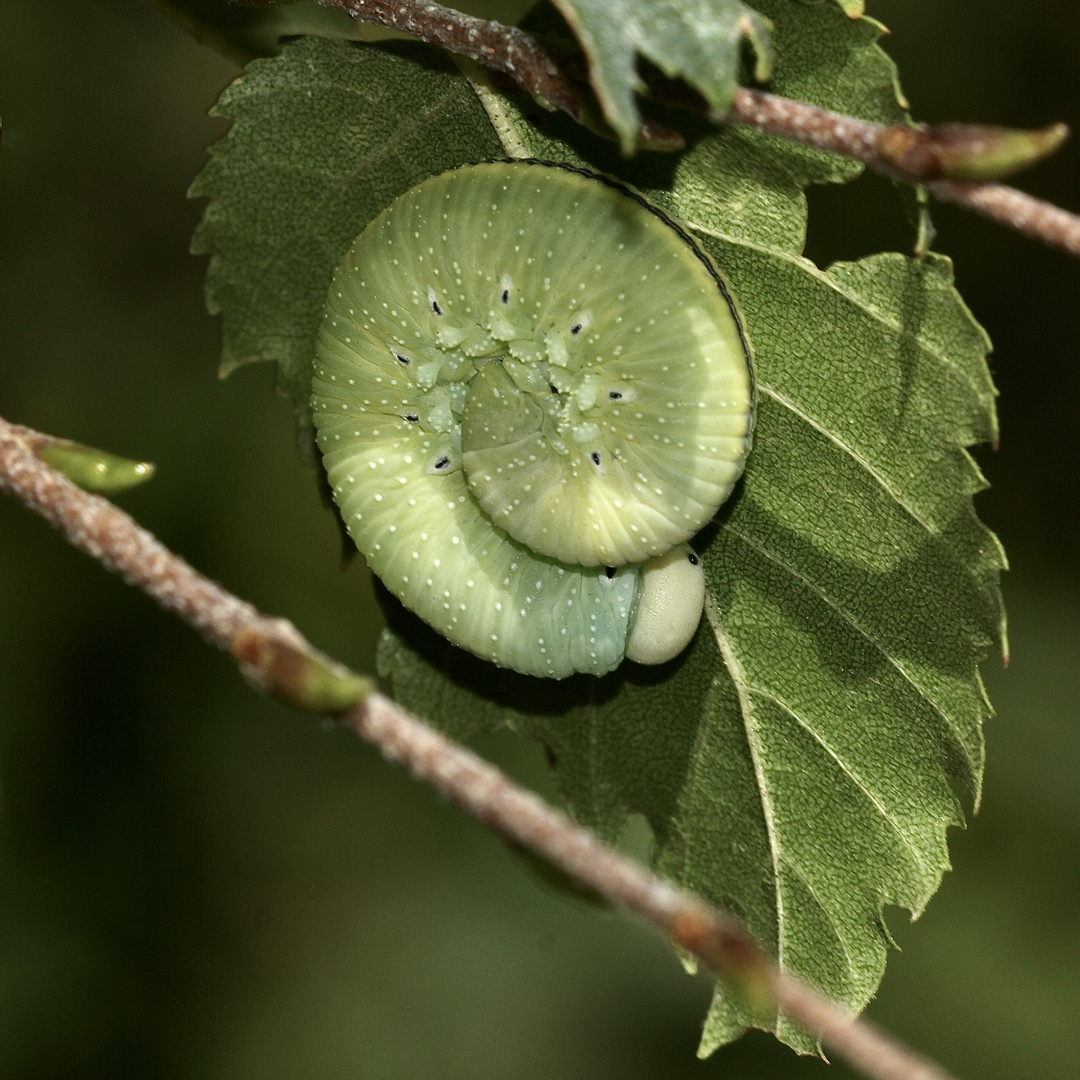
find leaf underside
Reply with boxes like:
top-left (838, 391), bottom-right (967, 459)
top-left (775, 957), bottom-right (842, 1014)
top-left (191, 0), bottom-right (1005, 1057)
top-left (547, 0), bottom-right (774, 151)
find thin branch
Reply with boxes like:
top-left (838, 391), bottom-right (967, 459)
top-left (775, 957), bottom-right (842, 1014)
top-left (0, 422), bottom-right (257, 646)
top-left (926, 178), bottom-right (1080, 257)
top-left (0, 409), bottom-right (965, 1080)
top-left (295, 0), bottom-right (1080, 258)
top-left (727, 89), bottom-right (1080, 253)
top-left (347, 694), bottom-right (960, 1080)
top-left (724, 88), bottom-right (1068, 184)
top-left (260, 0), bottom-right (583, 117)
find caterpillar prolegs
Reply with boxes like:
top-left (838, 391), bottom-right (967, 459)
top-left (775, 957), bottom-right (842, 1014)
top-left (312, 161), bottom-right (753, 678)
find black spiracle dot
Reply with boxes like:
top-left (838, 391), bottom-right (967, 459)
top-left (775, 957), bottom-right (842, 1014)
top-left (590, 452), bottom-right (601, 466)
top-left (500, 288), bottom-right (510, 304)
top-left (431, 299), bottom-right (443, 315)
top-left (687, 552), bottom-right (699, 566)
top-left (395, 353), bottom-right (410, 366)
top-left (608, 391), bottom-right (623, 400)
top-left (604, 566), bottom-right (617, 579)
top-left (434, 455), bottom-right (451, 471)
top-left (549, 383), bottom-right (560, 395)
top-left (570, 323), bottom-right (583, 336)
top-left (404, 414), bottom-right (419, 423)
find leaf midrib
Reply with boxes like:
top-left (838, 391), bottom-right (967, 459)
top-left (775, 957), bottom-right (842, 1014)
top-left (707, 600), bottom-right (788, 977)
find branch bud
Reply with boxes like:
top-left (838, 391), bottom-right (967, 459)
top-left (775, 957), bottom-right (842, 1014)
top-left (878, 121), bottom-right (1069, 182)
top-left (231, 624), bottom-right (373, 713)
top-left (670, 902), bottom-right (776, 1019)
top-left (36, 440), bottom-right (155, 494)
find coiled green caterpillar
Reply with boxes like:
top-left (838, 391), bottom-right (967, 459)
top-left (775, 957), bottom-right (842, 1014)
top-left (312, 161), bottom-right (752, 678)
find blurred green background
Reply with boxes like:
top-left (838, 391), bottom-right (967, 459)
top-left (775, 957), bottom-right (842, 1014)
top-left (1, 1), bottom-right (1078, 1077)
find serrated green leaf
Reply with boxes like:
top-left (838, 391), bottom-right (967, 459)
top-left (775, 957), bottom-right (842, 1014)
top-left (192, 2), bottom-right (1004, 1058)
top-left (378, 0), bottom-right (1004, 1057)
top-left (190, 38), bottom-right (503, 438)
top-left (548, 0), bottom-right (774, 152)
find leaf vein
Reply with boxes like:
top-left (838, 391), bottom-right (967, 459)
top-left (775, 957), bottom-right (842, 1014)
top-left (757, 383), bottom-right (935, 533)
top-left (706, 597), bottom-right (786, 972)
top-left (780, 858), bottom-right (857, 981)
top-left (750, 685), bottom-right (928, 876)
top-left (721, 522), bottom-right (973, 764)
top-left (686, 218), bottom-right (990, 399)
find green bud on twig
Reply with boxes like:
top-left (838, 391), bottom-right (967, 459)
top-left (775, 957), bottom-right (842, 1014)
top-left (878, 121), bottom-right (1069, 183)
top-left (231, 626), bottom-right (373, 714)
top-left (36, 440), bottom-right (155, 494)
top-left (670, 902), bottom-right (776, 1020)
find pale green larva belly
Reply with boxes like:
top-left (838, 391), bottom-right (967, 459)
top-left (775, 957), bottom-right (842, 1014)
top-left (312, 161), bottom-right (752, 679)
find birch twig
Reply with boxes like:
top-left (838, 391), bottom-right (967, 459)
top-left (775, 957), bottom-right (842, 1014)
top-left (294, 0), bottom-right (1079, 258)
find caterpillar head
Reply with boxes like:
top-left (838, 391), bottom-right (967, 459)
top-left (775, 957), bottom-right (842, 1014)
top-left (312, 161), bottom-right (752, 679)
top-left (625, 545), bottom-right (707, 666)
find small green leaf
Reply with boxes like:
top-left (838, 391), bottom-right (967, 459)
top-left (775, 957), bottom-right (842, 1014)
top-left (36, 440), bottom-right (155, 494)
top-left (548, 0), bottom-right (774, 152)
